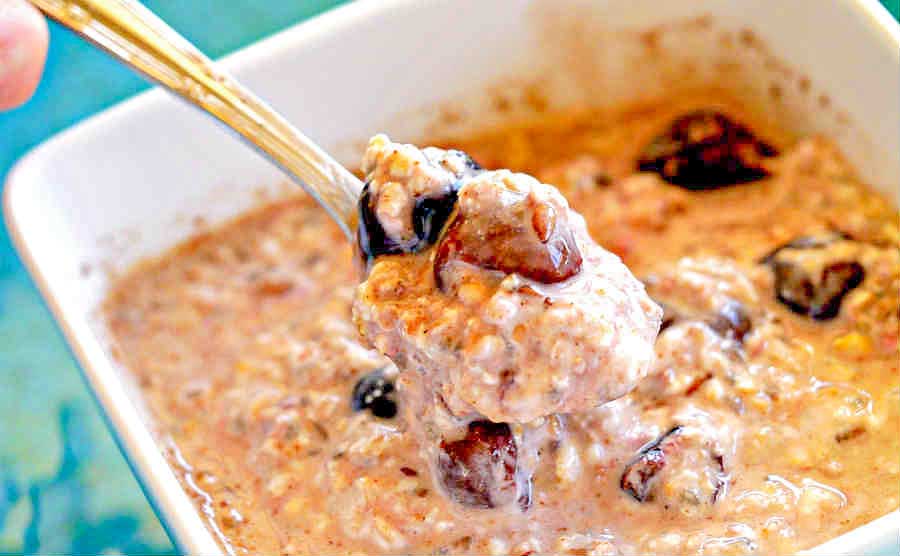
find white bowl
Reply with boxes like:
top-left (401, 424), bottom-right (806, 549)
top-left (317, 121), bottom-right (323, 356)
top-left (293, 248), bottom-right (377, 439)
top-left (5, 0), bottom-right (899, 553)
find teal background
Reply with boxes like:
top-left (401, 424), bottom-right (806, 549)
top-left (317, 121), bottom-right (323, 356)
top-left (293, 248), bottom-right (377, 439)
top-left (0, 1), bottom-right (896, 554)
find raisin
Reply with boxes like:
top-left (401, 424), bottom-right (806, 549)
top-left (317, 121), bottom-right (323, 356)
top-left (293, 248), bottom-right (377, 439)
top-left (761, 234), bottom-right (865, 320)
top-left (437, 421), bottom-right (518, 509)
top-left (813, 261), bottom-right (865, 319)
top-left (620, 426), bottom-right (682, 502)
top-left (434, 189), bottom-right (582, 287)
top-left (357, 183), bottom-right (401, 259)
top-left (707, 300), bottom-right (752, 342)
top-left (620, 426), bottom-right (727, 506)
top-left (637, 110), bottom-right (778, 190)
top-left (357, 183), bottom-right (460, 261)
top-left (412, 192), bottom-right (459, 248)
top-left (351, 369), bottom-right (397, 419)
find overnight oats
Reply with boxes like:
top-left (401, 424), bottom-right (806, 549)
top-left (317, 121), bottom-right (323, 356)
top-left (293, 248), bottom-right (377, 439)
top-left (353, 134), bottom-right (661, 511)
top-left (104, 92), bottom-right (900, 555)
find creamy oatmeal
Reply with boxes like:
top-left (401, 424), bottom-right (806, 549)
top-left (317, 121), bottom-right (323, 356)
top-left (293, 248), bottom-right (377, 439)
top-left (354, 134), bottom-right (661, 426)
top-left (104, 93), bottom-right (899, 555)
top-left (353, 134), bottom-right (661, 511)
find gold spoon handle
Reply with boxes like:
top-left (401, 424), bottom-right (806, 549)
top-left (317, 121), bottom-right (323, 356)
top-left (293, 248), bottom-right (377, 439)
top-left (30, 0), bottom-right (363, 239)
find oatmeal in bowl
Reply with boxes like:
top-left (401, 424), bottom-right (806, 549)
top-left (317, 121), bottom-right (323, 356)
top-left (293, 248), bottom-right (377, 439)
top-left (103, 89), bottom-right (899, 554)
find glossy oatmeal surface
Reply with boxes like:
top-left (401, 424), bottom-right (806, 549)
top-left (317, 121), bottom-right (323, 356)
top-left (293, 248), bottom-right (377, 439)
top-left (104, 92), bottom-right (899, 555)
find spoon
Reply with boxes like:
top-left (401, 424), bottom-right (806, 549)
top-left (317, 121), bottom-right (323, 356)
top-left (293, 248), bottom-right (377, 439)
top-left (29, 0), bottom-right (364, 240)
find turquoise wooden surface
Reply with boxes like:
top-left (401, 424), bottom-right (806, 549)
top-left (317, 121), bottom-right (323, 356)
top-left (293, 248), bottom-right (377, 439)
top-left (0, 1), bottom-right (896, 554)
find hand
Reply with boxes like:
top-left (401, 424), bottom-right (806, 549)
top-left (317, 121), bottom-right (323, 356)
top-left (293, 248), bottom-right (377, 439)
top-left (0, 0), bottom-right (48, 110)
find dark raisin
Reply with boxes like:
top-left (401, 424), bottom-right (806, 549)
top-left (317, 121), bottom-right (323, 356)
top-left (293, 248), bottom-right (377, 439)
top-left (357, 183), bottom-right (403, 260)
top-left (434, 190), bottom-right (582, 288)
top-left (620, 426), bottom-right (727, 506)
top-left (356, 148), bottom-right (485, 263)
top-left (707, 300), bottom-right (752, 342)
top-left (637, 110), bottom-right (778, 190)
top-left (620, 426), bottom-right (682, 502)
top-left (437, 421), bottom-right (519, 509)
top-left (812, 262), bottom-right (865, 319)
top-left (762, 234), bottom-right (865, 320)
top-left (771, 259), bottom-right (816, 314)
top-left (412, 191), bottom-right (459, 248)
top-left (357, 183), bottom-right (460, 262)
top-left (351, 369), bottom-right (397, 419)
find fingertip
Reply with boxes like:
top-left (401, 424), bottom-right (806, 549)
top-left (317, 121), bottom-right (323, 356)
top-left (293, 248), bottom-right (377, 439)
top-left (0, 0), bottom-right (49, 110)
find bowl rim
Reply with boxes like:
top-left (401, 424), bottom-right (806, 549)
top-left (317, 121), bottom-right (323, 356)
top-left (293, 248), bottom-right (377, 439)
top-left (4, 0), bottom-right (899, 554)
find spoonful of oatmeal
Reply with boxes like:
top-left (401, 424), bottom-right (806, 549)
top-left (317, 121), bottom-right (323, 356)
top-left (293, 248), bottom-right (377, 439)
top-left (352, 136), bottom-right (660, 511)
top-left (353, 135), bottom-right (662, 425)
